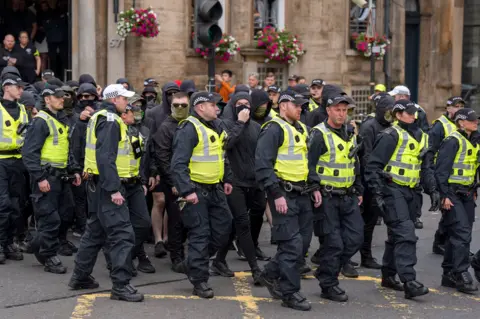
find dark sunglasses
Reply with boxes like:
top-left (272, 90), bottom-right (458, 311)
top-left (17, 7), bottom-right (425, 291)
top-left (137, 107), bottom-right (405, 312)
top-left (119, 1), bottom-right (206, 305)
top-left (172, 103), bottom-right (188, 108)
top-left (79, 94), bottom-right (94, 100)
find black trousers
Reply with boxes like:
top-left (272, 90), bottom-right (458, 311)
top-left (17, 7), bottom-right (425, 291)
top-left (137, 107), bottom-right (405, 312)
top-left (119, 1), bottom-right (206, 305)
top-left (314, 194), bottom-right (364, 288)
top-left (163, 185), bottom-right (186, 263)
top-left (73, 184), bottom-right (135, 287)
top-left (215, 186), bottom-right (265, 270)
top-left (441, 190), bottom-right (475, 275)
top-left (182, 184), bottom-right (232, 285)
top-left (124, 184), bottom-right (151, 258)
top-left (0, 158), bottom-right (26, 247)
top-left (72, 183), bottom-right (88, 231)
top-left (31, 175), bottom-right (74, 258)
top-left (360, 188), bottom-right (380, 260)
top-left (15, 170), bottom-right (33, 242)
top-left (263, 191), bottom-right (313, 297)
top-left (381, 184), bottom-right (418, 283)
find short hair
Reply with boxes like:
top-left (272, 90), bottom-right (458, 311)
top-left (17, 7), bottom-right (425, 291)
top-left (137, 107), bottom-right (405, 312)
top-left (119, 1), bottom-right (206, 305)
top-left (248, 72), bottom-right (259, 79)
top-left (265, 72), bottom-right (275, 79)
top-left (18, 31), bottom-right (28, 38)
top-left (222, 70), bottom-right (233, 77)
top-left (172, 91), bottom-right (189, 100)
top-left (296, 76), bottom-right (305, 82)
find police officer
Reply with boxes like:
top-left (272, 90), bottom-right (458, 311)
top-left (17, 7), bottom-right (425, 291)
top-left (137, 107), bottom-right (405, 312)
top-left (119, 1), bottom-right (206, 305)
top-left (69, 84), bottom-right (144, 302)
top-left (435, 108), bottom-right (479, 294)
top-left (308, 79), bottom-right (325, 112)
top-left (357, 93), bottom-right (394, 269)
top-left (0, 74), bottom-right (29, 264)
top-left (22, 85), bottom-right (81, 273)
top-left (256, 91), bottom-right (322, 311)
top-left (308, 95), bottom-right (364, 302)
top-left (171, 91), bottom-right (233, 299)
top-left (267, 85), bottom-right (280, 118)
top-left (364, 100), bottom-right (440, 299)
top-left (430, 96), bottom-right (465, 255)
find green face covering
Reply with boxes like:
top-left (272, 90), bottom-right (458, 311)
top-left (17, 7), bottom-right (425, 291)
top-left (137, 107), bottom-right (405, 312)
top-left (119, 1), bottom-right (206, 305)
top-left (254, 104), bottom-right (268, 119)
top-left (171, 103), bottom-right (190, 121)
top-left (63, 98), bottom-right (74, 115)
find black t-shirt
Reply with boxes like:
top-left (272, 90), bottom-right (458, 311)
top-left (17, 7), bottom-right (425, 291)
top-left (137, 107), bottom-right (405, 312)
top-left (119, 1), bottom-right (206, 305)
top-left (16, 43), bottom-right (38, 68)
top-left (4, 9), bottom-right (36, 38)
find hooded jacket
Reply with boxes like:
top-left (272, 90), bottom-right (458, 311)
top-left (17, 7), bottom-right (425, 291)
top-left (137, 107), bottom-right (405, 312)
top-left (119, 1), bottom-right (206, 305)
top-left (221, 92), bottom-right (261, 187)
top-left (179, 80), bottom-right (196, 95)
top-left (146, 82), bottom-right (179, 135)
top-left (250, 89), bottom-right (272, 125)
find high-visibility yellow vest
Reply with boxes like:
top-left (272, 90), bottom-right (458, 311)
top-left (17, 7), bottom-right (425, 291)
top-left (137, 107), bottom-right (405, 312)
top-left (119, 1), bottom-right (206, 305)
top-left (384, 125), bottom-right (428, 188)
top-left (262, 116), bottom-right (308, 182)
top-left (182, 116), bottom-right (226, 184)
top-left (313, 122), bottom-right (356, 188)
top-left (35, 110), bottom-right (69, 168)
top-left (434, 114), bottom-right (456, 138)
top-left (447, 130), bottom-right (479, 186)
top-left (84, 109), bottom-right (132, 178)
top-left (269, 109), bottom-right (280, 119)
top-left (308, 98), bottom-right (320, 112)
top-left (0, 102), bottom-right (29, 159)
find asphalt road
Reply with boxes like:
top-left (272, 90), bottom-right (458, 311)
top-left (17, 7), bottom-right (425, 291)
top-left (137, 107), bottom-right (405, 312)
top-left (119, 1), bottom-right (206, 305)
top-left (1, 195), bottom-right (480, 319)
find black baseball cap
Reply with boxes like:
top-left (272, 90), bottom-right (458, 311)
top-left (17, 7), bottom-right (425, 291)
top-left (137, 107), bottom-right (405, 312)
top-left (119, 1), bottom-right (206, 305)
top-left (42, 69), bottom-right (55, 80)
top-left (142, 86), bottom-right (157, 95)
top-left (191, 92), bottom-right (222, 107)
top-left (311, 79), bottom-right (325, 87)
top-left (373, 92), bottom-right (394, 109)
top-left (267, 85), bottom-right (280, 93)
top-left (453, 108), bottom-right (479, 122)
top-left (2, 74), bottom-right (27, 87)
top-left (288, 75), bottom-right (297, 81)
top-left (278, 91), bottom-right (308, 105)
top-left (234, 84), bottom-right (250, 94)
top-left (327, 95), bottom-right (351, 107)
top-left (293, 84), bottom-right (310, 96)
top-left (41, 85), bottom-right (66, 98)
top-left (392, 99), bottom-right (417, 114)
top-left (447, 96), bottom-right (465, 106)
top-left (144, 77), bottom-right (158, 87)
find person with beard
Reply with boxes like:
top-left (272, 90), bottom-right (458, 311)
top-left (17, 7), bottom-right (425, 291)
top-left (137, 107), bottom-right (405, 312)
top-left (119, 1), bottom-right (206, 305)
top-left (364, 100), bottom-right (440, 299)
top-left (429, 96), bottom-right (465, 255)
top-left (209, 92), bottom-right (265, 283)
top-left (255, 91), bottom-right (322, 311)
top-left (308, 79), bottom-right (325, 112)
top-left (22, 85), bottom-right (82, 274)
top-left (146, 82), bottom-right (179, 258)
top-left (0, 74), bottom-right (30, 264)
top-left (356, 93), bottom-right (394, 271)
top-left (435, 108), bottom-right (479, 294)
top-left (152, 92), bottom-right (191, 274)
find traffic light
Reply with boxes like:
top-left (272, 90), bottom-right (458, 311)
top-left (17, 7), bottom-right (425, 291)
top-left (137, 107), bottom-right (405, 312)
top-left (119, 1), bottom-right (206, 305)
top-left (194, 0), bottom-right (223, 48)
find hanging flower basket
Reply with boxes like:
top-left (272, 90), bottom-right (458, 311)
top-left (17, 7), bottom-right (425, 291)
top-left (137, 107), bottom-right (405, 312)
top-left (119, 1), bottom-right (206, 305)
top-left (116, 7), bottom-right (160, 40)
top-left (255, 26), bottom-right (305, 64)
top-left (195, 34), bottom-right (241, 62)
top-left (351, 32), bottom-right (390, 60)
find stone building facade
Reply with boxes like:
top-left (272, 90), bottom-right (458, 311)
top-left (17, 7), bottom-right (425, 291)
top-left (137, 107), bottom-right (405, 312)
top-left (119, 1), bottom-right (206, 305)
top-left (71, 0), bottom-right (466, 119)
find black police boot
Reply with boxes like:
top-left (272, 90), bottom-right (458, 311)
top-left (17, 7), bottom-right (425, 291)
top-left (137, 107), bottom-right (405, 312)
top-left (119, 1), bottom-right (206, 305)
top-left (441, 272), bottom-right (457, 289)
top-left (69, 275), bottom-right (100, 290)
top-left (111, 284), bottom-right (144, 302)
top-left (298, 262), bottom-right (312, 275)
top-left (16, 240), bottom-right (33, 254)
top-left (44, 256), bottom-right (67, 274)
top-left (281, 292), bottom-right (311, 311)
top-left (321, 285), bottom-right (348, 302)
top-left (171, 259), bottom-right (186, 274)
top-left (0, 246), bottom-right (6, 264)
top-left (414, 218), bottom-right (423, 229)
top-left (382, 276), bottom-right (404, 291)
top-left (472, 258), bottom-right (480, 283)
top-left (4, 244), bottom-right (23, 260)
top-left (137, 254), bottom-right (156, 274)
top-left (210, 260), bottom-right (234, 277)
top-left (252, 267), bottom-right (262, 286)
top-left (455, 272), bottom-right (478, 294)
top-left (154, 241), bottom-right (167, 258)
top-left (258, 271), bottom-right (282, 299)
top-left (58, 241), bottom-right (74, 256)
top-left (404, 280), bottom-right (429, 299)
top-left (310, 249), bottom-right (321, 265)
top-left (255, 247), bottom-right (271, 261)
top-left (192, 282), bottom-right (214, 299)
top-left (341, 262), bottom-right (359, 278)
top-left (236, 245), bottom-right (247, 261)
top-left (348, 259), bottom-right (359, 268)
top-left (361, 257), bottom-right (382, 269)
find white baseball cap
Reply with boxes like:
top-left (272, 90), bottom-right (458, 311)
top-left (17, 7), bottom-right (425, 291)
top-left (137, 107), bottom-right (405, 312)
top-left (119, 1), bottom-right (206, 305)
top-left (102, 84), bottom-right (135, 99)
top-left (388, 85), bottom-right (410, 96)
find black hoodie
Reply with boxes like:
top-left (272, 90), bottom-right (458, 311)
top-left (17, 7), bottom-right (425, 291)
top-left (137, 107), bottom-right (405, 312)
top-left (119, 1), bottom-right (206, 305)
top-left (146, 82), bottom-right (179, 135)
top-left (250, 89), bottom-right (272, 125)
top-left (221, 92), bottom-right (261, 187)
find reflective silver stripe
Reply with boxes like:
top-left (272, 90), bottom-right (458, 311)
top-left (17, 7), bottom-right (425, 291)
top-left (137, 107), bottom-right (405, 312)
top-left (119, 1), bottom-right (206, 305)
top-left (390, 173), bottom-right (419, 184)
top-left (41, 160), bottom-right (65, 168)
top-left (439, 116), bottom-right (454, 136)
top-left (317, 161), bottom-right (354, 169)
top-left (387, 160), bottom-right (421, 170)
top-left (278, 119), bottom-right (303, 160)
top-left (187, 117), bottom-right (220, 162)
top-left (316, 123), bottom-right (335, 162)
top-left (130, 159), bottom-right (138, 166)
top-left (321, 175), bottom-right (355, 183)
top-left (449, 176), bottom-right (472, 182)
top-left (393, 126), bottom-right (409, 161)
top-left (452, 131), bottom-right (467, 165)
top-left (37, 112), bottom-right (59, 145)
top-left (452, 163), bottom-right (474, 170)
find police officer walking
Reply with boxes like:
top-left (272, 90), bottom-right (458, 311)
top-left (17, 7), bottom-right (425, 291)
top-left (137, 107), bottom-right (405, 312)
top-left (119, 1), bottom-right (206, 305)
top-left (430, 96), bottom-right (465, 255)
top-left (309, 95), bottom-right (364, 302)
top-left (171, 91), bottom-right (233, 299)
top-left (364, 100), bottom-right (440, 299)
top-left (69, 84), bottom-right (144, 302)
top-left (0, 74), bottom-right (29, 264)
top-left (308, 79), bottom-right (325, 112)
top-left (256, 91), bottom-right (321, 311)
top-left (22, 85), bottom-right (81, 273)
top-left (435, 108), bottom-right (479, 294)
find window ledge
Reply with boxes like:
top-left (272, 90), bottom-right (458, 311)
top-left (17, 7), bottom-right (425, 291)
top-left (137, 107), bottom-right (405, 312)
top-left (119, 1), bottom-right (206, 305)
top-left (240, 48), bottom-right (266, 56)
top-left (346, 49), bottom-right (359, 56)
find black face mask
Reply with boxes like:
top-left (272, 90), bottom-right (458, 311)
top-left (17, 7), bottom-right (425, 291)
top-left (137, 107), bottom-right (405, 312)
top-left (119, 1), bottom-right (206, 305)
top-left (145, 95), bottom-right (156, 103)
top-left (235, 104), bottom-right (250, 115)
top-left (63, 98), bottom-right (74, 115)
top-left (79, 100), bottom-right (95, 109)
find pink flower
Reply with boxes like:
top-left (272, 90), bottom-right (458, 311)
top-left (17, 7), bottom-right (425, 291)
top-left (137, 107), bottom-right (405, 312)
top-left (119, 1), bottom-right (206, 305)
top-left (356, 41), bottom-right (367, 52)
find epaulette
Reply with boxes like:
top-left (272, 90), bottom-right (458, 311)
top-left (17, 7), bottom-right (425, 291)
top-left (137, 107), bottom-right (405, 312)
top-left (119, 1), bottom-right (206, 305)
top-left (383, 127), bottom-right (395, 135)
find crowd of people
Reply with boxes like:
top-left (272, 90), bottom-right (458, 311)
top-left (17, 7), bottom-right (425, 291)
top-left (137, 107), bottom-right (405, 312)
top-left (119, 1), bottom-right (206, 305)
top-left (1, 61), bottom-right (480, 311)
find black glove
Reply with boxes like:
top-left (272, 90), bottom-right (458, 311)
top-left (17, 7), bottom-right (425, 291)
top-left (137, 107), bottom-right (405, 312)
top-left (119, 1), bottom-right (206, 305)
top-left (372, 193), bottom-right (386, 214)
top-left (429, 191), bottom-right (441, 211)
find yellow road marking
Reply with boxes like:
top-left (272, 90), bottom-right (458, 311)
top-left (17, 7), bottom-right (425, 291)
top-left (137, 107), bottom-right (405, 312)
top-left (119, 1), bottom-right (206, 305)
top-left (233, 272), bottom-right (262, 319)
top-left (70, 294), bottom-right (97, 319)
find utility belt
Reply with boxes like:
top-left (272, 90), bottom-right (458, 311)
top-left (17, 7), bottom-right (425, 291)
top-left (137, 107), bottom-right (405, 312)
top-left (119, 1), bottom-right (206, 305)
top-left (0, 149), bottom-right (21, 156)
top-left (279, 179), bottom-right (319, 195)
top-left (320, 185), bottom-right (356, 197)
top-left (192, 181), bottom-right (220, 194)
top-left (89, 174), bottom-right (141, 185)
top-left (43, 164), bottom-right (73, 182)
top-left (449, 184), bottom-right (476, 197)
